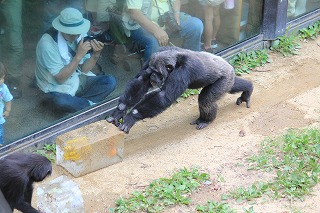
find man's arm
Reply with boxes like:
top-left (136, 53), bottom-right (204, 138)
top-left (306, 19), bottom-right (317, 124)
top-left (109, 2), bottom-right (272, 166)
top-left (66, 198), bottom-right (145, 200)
top-left (80, 39), bottom-right (104, 73)
top-left (54, 39), bottom-right (90, 83)
top-left (128, 9), bottom-right (169, 46)
top-left (3, 101), bottom-right (11, 118)
top-left (173, 0), bottom-right (181, 25)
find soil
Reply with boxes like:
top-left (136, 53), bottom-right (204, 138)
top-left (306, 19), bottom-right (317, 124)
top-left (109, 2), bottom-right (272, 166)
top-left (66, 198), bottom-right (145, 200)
top-left (32, 37), bottom-right (320, 213)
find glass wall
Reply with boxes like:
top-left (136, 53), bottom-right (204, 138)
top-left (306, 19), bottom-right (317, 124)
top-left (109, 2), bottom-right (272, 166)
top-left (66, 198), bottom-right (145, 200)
top-left (2, 0), bottom-right (316, 149)
top-left (287, 0), bottom-right (320, 21)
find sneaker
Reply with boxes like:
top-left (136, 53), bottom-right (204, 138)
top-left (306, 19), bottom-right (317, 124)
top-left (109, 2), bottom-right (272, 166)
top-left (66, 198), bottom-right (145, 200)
top-left (9, 85), bottom-right (22, 99)
top-left (201, 44), bottom-right (214, 53)
top-left (211, 40), bottom-right (218, 48)
top-left (0, 27), bottom-right (4, 35)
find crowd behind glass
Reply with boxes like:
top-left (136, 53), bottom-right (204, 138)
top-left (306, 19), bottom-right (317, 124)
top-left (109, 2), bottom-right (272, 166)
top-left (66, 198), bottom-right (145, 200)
top-left (0, 0), bottom-right (319, 145)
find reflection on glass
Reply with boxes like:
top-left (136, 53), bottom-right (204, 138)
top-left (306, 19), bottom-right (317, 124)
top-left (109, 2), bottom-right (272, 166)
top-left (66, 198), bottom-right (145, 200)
top-left (287, 0), bottom-right (320, 21)
top-left (0, 0), bottom-right (264, 146)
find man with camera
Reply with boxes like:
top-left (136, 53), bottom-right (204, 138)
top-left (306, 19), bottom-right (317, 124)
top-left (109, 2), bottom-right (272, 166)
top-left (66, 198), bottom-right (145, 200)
top-left (123, 0), bottom-right (203, 62)
top-left (35, 8), bottom-right (116, 114)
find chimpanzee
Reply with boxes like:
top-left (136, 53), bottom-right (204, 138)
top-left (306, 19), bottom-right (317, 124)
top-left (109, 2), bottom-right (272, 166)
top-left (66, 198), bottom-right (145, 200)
top-left (0, 153), bottom-right (52, 213)
top-left (107, 46), bottom-right (253, 133)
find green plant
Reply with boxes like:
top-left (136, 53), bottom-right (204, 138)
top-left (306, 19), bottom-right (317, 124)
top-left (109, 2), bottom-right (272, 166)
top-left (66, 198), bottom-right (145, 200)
top-left (270, 31), bottom-right (301, 57)
top-left (196, 200), bottom-right (236, 213)
top-left (110, 167), bottom-right (210, 213)
top-left (299, 20), bottom-right (320, 39)
top-left (229, 49), bottom-right (271, 75)
top-left (229, 182), bottom-right (271, 202)
top-left (180, 89), bottom-right (201, 99)
top-left (230, 128), bottom-right (320, 202)
top-left (35, 143), bottom-right (56, 162)
top-left (243, 206), bottom-right (255, 213)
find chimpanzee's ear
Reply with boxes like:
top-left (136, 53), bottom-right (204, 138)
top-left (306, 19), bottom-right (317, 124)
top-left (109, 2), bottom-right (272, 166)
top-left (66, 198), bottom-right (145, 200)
top-left (175, 53), bottom-right (186, 68)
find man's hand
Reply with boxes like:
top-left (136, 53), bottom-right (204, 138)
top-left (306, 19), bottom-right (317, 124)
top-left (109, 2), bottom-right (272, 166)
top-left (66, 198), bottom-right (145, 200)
top-left (90, 39), bottom-right (104, 57)
top-left (76, 39), bottom-right (92, 58)
top-left (3, 110), bottom-right (10, 118)
top-left (153, 27), bottom-right (169, 46)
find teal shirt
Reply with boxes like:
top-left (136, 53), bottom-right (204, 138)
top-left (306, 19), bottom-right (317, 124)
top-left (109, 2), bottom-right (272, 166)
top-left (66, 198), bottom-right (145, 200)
top-left (0, 83), bottom-right (13, 124)
top-left (35, 34), bottom-right (89, 96)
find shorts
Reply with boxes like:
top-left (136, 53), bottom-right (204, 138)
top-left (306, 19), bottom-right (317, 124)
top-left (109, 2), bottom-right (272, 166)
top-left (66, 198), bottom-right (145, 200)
top-left (198, 0), bottom-right (224, 6)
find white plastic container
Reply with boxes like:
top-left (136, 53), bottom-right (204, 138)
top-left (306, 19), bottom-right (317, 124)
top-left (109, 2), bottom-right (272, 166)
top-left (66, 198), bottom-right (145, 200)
top-left (37, 175), bottom-right (84, 213)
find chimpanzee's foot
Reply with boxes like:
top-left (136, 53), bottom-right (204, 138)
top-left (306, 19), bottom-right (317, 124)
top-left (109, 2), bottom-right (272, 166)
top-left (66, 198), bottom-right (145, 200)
top-left (236, 91), bottom-right (251, 108)
top-left (190, 118), bottom-right (210, 130)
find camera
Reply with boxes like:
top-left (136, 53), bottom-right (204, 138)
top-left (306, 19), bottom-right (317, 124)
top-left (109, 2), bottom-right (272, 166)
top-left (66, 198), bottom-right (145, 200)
top-left (82, 31), bottom-right (113, 53)
top-left (83, 31), bottom-right (113, 44)
top-left (157, 12), bottom-right (181, 34)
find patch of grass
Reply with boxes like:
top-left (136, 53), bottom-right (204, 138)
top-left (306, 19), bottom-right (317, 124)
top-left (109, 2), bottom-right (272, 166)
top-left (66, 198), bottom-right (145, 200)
top-left (109, 168), bottom-right (209, 213)
top-left (229, 182), bottom-right (271, 202)
top-left (229, 128), bottom-right (320, 202)
top-left (270, 31), bottom-right (301, 57)
top-left (180, 89), bottom-right (201, 100)
top-left (229, 49), bottom-right (271, 75)
top-left (196, 200), bottom-right (236, 213)
top-left (35, 143), bottom-right (56, 162)
top-left (299, 20), bottom-right (320, 39)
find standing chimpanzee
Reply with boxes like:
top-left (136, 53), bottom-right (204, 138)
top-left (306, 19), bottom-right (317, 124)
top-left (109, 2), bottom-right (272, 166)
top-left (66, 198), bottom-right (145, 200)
top-left (107, 46), bottom-right (253, 133)
top-left (0, 152), bottom-right (52, 213)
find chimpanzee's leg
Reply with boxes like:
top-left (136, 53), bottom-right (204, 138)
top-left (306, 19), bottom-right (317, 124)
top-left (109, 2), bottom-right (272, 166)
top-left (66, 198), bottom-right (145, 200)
top-left (191, 76), bottom-right (233, 129)
top-left (229, 77), bottom-right (253, 108)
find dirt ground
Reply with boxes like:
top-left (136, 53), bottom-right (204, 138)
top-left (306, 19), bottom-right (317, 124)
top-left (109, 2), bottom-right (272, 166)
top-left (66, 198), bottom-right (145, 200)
top-left (32, 37), bottom-right (320, 213)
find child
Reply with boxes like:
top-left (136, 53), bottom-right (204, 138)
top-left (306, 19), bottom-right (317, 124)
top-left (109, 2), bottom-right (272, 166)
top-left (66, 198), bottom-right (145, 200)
top-left (0, 62), bottom-right (13, 146)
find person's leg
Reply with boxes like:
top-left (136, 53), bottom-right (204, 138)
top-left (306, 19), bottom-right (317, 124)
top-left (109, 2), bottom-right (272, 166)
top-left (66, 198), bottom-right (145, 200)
top-left (178, 12), bottom-right (203, 51)
top-left (46, 92), bottom-right (90, 113)
top-left (0, 124), bottom-right (3, 145)
top-left (211, 5), bottom-right (221, 47)
top-left (1, 0), bottom-right (23, 89)
top-left (202, 7), bottom-right (214, 50)
top-left (130, 27), bottom-right (159, 61)
top-left (287, 0), bottom-right (297, 18)
top-left (77, 75), bottom-right (116, 103)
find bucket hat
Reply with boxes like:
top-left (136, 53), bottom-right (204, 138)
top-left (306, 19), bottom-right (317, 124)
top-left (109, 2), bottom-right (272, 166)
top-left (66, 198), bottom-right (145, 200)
top-left (52, 8), bottom-right (90, 34)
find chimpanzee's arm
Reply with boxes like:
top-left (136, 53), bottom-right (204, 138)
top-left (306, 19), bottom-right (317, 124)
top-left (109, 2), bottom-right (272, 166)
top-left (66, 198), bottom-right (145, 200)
top-left (119, 71), bottom-right (189, 133)
top-left (11, 178), bottom-right (40, 213)
top-left (107, 75), bottom-right (150, 126)
top-left (15, 200), bottom-right (40, 213)
top-left (24, 181), bottom-right (33, 204)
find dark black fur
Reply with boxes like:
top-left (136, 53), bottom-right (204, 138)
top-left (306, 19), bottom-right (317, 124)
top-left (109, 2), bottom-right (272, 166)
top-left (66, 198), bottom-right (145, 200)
top-left (107, 46), bottom-right (253, 133)
top-left (0, 153), bottom-right (52, 213)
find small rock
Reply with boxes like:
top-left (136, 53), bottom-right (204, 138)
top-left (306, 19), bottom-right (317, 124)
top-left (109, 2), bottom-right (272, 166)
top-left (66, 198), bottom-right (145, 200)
top-left (239, 130), bottom-right (246, 137)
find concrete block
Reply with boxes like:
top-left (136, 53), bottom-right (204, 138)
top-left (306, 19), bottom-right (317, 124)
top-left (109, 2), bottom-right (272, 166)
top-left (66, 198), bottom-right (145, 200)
top-left (56, 120), bottom-right (124, 177)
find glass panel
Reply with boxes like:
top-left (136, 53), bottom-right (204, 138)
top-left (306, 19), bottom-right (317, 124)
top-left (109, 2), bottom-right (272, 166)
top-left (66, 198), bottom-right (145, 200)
top-left (0, 0), bottom-right (263, 147)
top-left (181, 0), bottom-right (262, 53)
top-left (287, 0), bottom-right (320, 21)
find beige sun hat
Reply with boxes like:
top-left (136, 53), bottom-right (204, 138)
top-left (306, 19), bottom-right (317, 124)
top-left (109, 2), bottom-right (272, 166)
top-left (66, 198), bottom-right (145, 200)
top-left (52, 8), bottom-right (90, 35)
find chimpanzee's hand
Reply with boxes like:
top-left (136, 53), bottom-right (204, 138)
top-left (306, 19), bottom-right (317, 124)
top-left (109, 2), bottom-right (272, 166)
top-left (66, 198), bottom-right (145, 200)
top-left (118, 113), bottom-right (138, 134)
top-left (106, 109), bottom-right (125, 127)
top-left (106, 103), bottom-right (127, 126)
top-left (118, 108), bottom-right (144, 134)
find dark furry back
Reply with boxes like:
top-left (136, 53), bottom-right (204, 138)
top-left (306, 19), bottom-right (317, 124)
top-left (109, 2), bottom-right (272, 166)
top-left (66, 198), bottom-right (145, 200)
top-left (0, 153), bottom-right (52, 206)
top-left (0, 153), bottom-right (52, 182)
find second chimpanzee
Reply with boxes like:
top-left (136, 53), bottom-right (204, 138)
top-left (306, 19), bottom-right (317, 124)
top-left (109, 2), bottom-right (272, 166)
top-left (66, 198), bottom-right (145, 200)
top-left (0, 152), bottom-right (52, 213)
